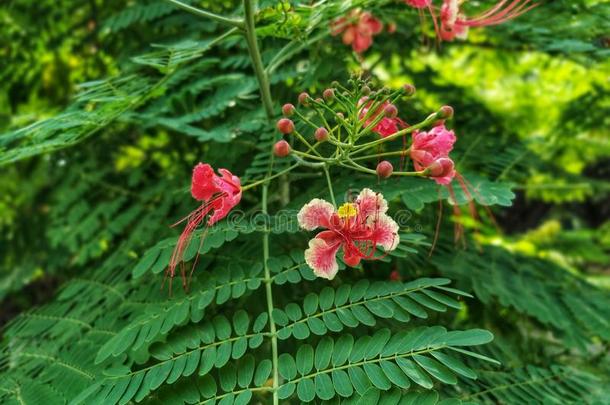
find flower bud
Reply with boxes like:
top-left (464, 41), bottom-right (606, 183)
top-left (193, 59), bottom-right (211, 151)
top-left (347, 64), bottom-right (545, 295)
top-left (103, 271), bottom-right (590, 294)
top-left (427, 158), bottom-right (454, 177)
top-left (384, 104), bottom-right (398, 118)
top-left (361, 85), bottom-right (371, 95)
top-left (273, 140), bottom-right (291, 157)
top-left (281, 103), bottom-right (295, 116)
top-left (376, 160), bottom-right (394, 178)
top-left (276, 118), bottom-right (294, 134)
top-left (331, 80), bottom-right (340, 88)
top-left (322, 88), bottom-right (335, 101)
top-left (314, 127), bottom-right (329, 142)
top-left (336, 112), bottom-right (345, 120)
top-left (387, 22), bottom-right (397, 33)
top-left (315, 97), bottom-right (323, 103)
top-left (437, 105), bottom-right (454, 120)
top-left (403, 84), bottom-right (416, 96)
top-left (298, 92), bottom-right (310, 106)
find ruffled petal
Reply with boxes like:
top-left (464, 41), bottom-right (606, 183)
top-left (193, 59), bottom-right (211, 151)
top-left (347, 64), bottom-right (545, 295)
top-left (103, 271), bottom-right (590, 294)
top-left (352, 32), bottom-right (373, 53)
top-left (297, 199), bottom-right (335, 230)
top-left (191, 163), bottom-right (219, 201)
top-left (370, 213), bottom-right (400, 251)
top-left (362, 12), bottom-right (383, 34)
top-left (355, 188), bottom-right (388, 218)
top-left (428, 125), bottom-right (456, 156)
top-left (304, 237), bottom-right (342, 280)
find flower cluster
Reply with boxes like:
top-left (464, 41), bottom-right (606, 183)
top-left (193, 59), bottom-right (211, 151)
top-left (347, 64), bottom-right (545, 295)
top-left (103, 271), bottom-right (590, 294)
top-left (330, 2), bottom-right (537, 52)
top-left (298, 189), bottom-right (399, 279)
top-left (166, 79), bottom-right (479, 284)
top-left (273, 78), bottom-right (456, 185)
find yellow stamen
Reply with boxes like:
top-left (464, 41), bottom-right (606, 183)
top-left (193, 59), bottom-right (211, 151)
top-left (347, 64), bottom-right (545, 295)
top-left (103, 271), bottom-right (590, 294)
top-left (337, 203), bottom-right (358, 219)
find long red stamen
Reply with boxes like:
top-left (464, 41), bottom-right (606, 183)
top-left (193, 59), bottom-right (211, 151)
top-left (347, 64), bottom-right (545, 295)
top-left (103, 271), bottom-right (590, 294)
top-left (447, 184), bottom-right (466, 247)
top-left (466, 0), bottom-right (537, 26)
top-left (429, 187), bottom-right (444, 257)
top-left (164, 192), bottom-right (228, 294)
top-left (457, 173), bottom-right (502, 232)
top-left (427, 3), bottom-right (441, 47)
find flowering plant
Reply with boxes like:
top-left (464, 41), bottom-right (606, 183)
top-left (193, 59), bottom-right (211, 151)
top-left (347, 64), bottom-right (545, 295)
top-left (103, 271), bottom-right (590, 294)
top-left (8, 2), bottom-right (606, 405)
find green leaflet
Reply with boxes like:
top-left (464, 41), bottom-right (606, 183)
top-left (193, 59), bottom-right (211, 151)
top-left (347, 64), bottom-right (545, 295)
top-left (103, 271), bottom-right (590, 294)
top-left (275, 278), bottom-right (464, 339)
top-left (277, 327), bottom-right (497, 403)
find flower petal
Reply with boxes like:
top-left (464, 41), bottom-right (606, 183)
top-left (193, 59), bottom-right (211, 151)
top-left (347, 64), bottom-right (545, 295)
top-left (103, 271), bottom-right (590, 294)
top-left (191, 163), bottom-right (218, 201)
top-left (304, 237), bottom-right (342, 280)
top-left (370, 213), bottom-right (400, 251)
top-left (297, 199), bottom-right (335, 230)
top-left (355, 188), bottom-right (388, 218)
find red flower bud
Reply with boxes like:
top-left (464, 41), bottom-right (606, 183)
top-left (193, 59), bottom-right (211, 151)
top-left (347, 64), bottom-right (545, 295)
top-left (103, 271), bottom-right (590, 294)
top-left (384, 104), bottom-right (398, 118)
top-left (437, 105), bottom-right (454, 120)
top-left (281, 103), bottom-right (295, 116)
top-left (273, 140), bottom-right (291, 157)
top-left (403, 84), bottom-right (416, 96)
top-left (323, 88), bottom-right (335, 101)
top-left (298, 92), bottom-right (310, 106)
top-left (376, 160), bottom-right (394, 178)
top-left (427, 158), bottom-right (454, 177)
top-left (314, 127), bottom-right (329, 142)
top-left (276, 118), bottom-right (294, 134)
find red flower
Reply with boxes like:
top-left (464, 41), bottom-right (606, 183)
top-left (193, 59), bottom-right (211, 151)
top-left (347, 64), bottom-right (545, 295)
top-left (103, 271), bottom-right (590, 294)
top-left (411, 124), bottom-right (456, 184)
top-left (167, 163), bottom-right (241, 290)
top-left (297, 189), bottom-right (399, 280)
top-left (331, 10), bottom-right (383, 53)
top-left (440, 0), bottom-right (537, 41)
top-left (358, 98), bottom-right (407, 138)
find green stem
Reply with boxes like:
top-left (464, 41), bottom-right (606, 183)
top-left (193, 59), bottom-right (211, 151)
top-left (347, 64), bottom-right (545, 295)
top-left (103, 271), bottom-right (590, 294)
top-left (351, 113), bottom-right (439, 155)
top-left (243, 0), bottom-right (274, 118)
top-left (261, 184), bottom-right (279, 405)
top-left (323, 165), bottom-right (337, 206)
top-left (293, 129), bottom-right (322, 157)
top-left (164, 0), bottom-right (244, 28)
top-left (292, 150), bottom-right (332, 162)
top-left (350, 148), bottom-right (411, 161)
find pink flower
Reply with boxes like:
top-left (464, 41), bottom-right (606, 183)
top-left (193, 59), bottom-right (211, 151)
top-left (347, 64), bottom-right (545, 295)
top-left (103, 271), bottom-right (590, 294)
top-left (298, 189), bottom-right (400, 280)
top-left (358, 98), bottom-right (406, 138)
top-left (411, 124), bottom-right (456, 184)
top-left (330, 10), bottom-right (383, 53)
top-left (405, 0), bottom-right (432, 8)
top-left (440, 0), bottom-right (537, 41)
top-left (167, 163), bottom-right (242, 291)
